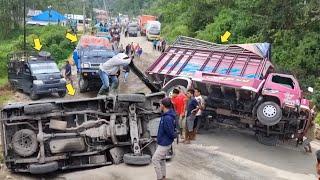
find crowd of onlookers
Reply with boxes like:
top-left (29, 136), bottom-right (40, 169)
top-left (153, 39), bottom-right (167, 52)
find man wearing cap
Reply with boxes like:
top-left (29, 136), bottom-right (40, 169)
top-left (152, 98), bottom-right (176, 180)
top-left (98, 53), bottom-right (132, 95)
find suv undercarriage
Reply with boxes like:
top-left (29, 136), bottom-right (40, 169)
top-left (1, 92), bottom-right (168, 174)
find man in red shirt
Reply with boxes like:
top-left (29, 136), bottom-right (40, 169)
top-left (171, 88), bottom-right (187, 139)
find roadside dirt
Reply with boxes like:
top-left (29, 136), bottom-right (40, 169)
top-left (1, 129), bottom-right (318, 180)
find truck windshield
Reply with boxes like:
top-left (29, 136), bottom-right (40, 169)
top-left (129, 26), bottom-right (138, 31)
top-left (30, 63), bottom-right (60, 74)
top-left (149, 27), bottom-right (160, 35)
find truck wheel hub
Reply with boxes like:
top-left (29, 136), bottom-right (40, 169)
top-left (263, 105), bottom-right (277, 118)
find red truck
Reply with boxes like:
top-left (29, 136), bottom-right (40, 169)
top-left (137, 36), bottom-right (313, 146)
top-left (138, 15), bottom-right (156, 36)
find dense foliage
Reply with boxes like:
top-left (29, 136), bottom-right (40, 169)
top-left (146, 0), bottom-right (320, 106)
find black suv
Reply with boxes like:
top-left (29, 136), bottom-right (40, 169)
top-left (8, 51), bottom-right (66, 100)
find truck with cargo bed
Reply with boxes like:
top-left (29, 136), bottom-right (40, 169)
top-left (138, 36), bottom-right (313, 146)
top-left (138, 15), bottom-right (156, 36)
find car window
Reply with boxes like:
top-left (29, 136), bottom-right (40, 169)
top-left (29, 62), bottom-right (60, 74)
top-left (271, 75), bottom-right (295, 89)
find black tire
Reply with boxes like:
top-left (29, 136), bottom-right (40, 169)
top-left (29, 161), bottom-right (59, 174)
top-left (118, 94), bottom-right (146, 103)
top-left (143, 142), bottom-right (157, 157)
top-left (257, 101), bottom-right (282, 126)
top-left (123, 153), bottom-right (151, 165)
top-left (58, 91), bottom-right (66, 98)
top-left (256, 131), bottom-right (278, 146)
top-left (24, 103), bottom-right (56, 114)
top-left (12, 129), bottom-right (38, 157)
top-left (30, 89), bottom-right (39, 100)
top-left (79, 76), bottom-right (88, 93)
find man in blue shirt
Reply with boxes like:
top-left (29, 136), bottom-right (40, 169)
top-left (152, 98), bottom-right (176, 180)
top-left (182, 89), bottom-right (199, 144)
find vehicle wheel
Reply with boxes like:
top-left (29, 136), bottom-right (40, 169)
top-left (123, 153), bottom-right (151, 165)
top-left (143, 141), bottom-right (157, 157)
top-left (12, 129), bottom-right (38, 157)
top-left (118, 94), bottom-right (146, 103)
top-left (257, 101), bottom-right (282, 126)
top-left (256, 131), bottom-right (278, 146)
top-left (24, 103), bottom-right (56, 114)
top-left (58, 91), bottom-right (66, 98)
top-left (30, 89), bottom-right (39, 100)
top-left (79, 76), bottom-right (88, 93)
top-left (29, 161), bottom-right (59, 174)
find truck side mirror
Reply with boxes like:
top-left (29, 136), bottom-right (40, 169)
top-left (308, 87), bottom-right (314, 93)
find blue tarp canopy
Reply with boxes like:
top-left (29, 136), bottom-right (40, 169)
top-left (32, 9), bottom-right (66, 22)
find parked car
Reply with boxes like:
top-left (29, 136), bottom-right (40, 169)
top-left (127, 22), bottom-right (139, 37)
top-left (0, 92), bottom-right (172, 174)
top-left (8, 51), bottom-right (66, 100)
top-left (131, 36), bottom-right (313, 146)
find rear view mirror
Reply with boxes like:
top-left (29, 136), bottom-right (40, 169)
top-left (308, 87), bottom-right (314, 93)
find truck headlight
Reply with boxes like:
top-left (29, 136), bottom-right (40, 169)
top-left (33, 80), bottom-right (43, 85)
top-left (81, 63), bottom-right (90, 68)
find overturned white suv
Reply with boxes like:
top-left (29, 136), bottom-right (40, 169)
top-left (0, 93), bottom-right (172, 174)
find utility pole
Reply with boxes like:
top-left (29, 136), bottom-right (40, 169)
top-left (23, 0), bottom-right (26, 53)
top-left (82, 0), bottom-right (86, 33)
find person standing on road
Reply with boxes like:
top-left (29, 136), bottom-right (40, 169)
top-left (152, 98), bottom-right (176, 180)
top-left (98, 53), bottom-right (131, 96)
top-left (301, 107), bottom-right (316, 153)
top-left (125, 44), bottom-right (131, 55)
top-left (122, 65), bottom-right (130, 83)
top-left (182, 89), bottom-right (199, 144)
top-left (192, 88), bottom-right (205, 140)
top-left (130, 42), bottom-right (135, 57)
top-left (161, 39), bottom-right (167, 52)
top-left (153, 40), bottom-right (158, 50)
top-left (64, 60), bottom-right (73, 86)
top-left (171, 88), bottom-right (187, 139)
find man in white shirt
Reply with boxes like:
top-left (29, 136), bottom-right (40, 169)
top-left (98, 53), bottom-right (131, 95)
top-left (192, 88), bottom-right (205, 140)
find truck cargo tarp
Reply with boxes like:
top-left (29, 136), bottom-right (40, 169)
top-left (77, 35), bottom-right (112, 49)
top-left (237, 43), bottom-right (270, 59)
top-left (31, 9), bottom-right (66, 22)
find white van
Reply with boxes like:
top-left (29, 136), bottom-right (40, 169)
top-left (146, 21), bottom-right (161, 41)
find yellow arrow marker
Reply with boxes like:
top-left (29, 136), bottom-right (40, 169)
top-left (33, 38), bottom-right (42, 51)
top-left (66, 83), bottom-right (76, 96)
top-left (66, 33), bottom-right (78, 43)
top-left (220, 31), bottom-right (231, 43)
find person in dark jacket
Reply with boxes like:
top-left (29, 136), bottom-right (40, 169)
top-left (152, 98), bottom-right (176, 180)
top-left (64, 60), bottom-right (73, 86)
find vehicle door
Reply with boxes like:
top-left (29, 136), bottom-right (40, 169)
top-left (21, 64), bottom-right (33, 93)
top-left (263, 74), bottom-right (301, 107)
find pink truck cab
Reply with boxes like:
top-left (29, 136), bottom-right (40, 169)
top-left (145, 36), bottom-right (312, 146)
